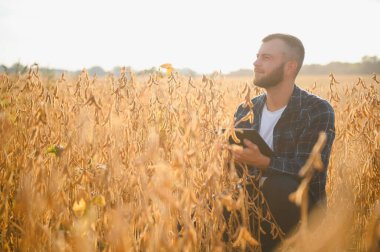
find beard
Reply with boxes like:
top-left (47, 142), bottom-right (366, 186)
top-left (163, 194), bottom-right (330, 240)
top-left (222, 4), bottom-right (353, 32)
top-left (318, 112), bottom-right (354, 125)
top-left (254, 62), bottom-right (285, 88)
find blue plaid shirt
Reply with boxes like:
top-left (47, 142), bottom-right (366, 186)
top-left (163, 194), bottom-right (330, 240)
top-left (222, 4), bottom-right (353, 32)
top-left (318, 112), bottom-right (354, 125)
top-left (234, 85), bottom-right (335, 202)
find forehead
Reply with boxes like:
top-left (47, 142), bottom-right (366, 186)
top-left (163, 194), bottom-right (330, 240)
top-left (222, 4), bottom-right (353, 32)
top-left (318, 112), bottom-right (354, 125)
top-left (258, 39), bottom-right (288, 57)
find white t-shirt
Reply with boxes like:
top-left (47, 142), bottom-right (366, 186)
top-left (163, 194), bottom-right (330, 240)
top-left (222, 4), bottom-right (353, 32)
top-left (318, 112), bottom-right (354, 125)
top-left (259, 104), bottom-right (287, 150)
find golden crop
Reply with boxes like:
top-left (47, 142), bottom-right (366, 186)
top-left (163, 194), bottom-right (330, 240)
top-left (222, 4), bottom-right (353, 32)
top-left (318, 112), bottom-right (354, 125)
top-left (0, 67), bottom-right (379, 251)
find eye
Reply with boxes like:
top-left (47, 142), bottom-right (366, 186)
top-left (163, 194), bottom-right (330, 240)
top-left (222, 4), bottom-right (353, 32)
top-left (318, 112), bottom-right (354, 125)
top-left (263, 55), bottom-right (271, 60)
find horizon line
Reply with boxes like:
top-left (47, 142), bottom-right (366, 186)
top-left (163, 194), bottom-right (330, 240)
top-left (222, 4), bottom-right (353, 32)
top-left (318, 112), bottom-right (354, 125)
top-left (1, 56), bottom-right (379, 75)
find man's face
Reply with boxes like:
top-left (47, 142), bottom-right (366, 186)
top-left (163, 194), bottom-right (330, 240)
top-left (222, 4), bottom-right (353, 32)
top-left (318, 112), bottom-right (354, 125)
top-left (253, 39), bottom-right (288, 88)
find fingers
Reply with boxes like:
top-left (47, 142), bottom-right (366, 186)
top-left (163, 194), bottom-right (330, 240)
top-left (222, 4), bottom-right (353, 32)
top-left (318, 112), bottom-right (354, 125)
top-left (233, 147), bottom-right (252, 161)
top-left (234, 152), bottom-right (242, 162)
top-left (234, 149), bottom-right (253, 165)
top-left (229, 141), bottom-right (261, 165)
top-left (230, 145), bottom-right (244, 162)
top-left (230, 140), bottom-right (268, 169)
top-left (243, 139), bottom-right (258, 151)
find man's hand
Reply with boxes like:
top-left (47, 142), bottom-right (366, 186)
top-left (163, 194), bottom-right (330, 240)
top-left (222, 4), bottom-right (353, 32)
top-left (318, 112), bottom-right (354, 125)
top-left (232, 139), bottom-right (271, 171)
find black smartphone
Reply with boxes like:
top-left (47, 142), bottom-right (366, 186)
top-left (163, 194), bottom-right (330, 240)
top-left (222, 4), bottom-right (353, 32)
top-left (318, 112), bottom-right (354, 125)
top-left (225, 128), bottom-right (274, 158)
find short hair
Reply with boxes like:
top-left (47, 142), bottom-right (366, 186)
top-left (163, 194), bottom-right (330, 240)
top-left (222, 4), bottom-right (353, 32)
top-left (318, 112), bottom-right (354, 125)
top-left (262, 33), bottom-right (305, 75)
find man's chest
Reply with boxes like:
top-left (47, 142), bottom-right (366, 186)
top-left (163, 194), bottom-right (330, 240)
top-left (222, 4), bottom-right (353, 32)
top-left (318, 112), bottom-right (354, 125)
top-left (257, 109), bottom-right (308, 153)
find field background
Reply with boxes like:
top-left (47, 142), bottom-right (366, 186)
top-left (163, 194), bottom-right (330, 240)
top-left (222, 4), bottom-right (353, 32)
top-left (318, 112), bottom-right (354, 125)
top-left (0, 69), bottom-right (379, 251)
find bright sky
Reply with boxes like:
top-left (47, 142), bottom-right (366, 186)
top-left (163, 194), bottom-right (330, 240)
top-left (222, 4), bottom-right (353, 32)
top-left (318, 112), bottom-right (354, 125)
top-left (1, 0), bottom-right (379, 74)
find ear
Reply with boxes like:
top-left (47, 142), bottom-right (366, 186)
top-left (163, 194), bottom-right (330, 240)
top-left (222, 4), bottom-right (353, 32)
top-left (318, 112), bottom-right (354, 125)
top-left (285, 60), bottom-right (298, 76)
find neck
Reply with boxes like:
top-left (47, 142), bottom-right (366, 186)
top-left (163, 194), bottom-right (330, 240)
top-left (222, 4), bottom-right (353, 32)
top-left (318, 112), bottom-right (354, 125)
top-left (265, 80), bottom-right (295, 111)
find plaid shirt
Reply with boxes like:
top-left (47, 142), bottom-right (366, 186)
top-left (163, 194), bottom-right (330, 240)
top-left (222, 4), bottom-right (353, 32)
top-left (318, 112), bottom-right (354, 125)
top-left (234, 85), bottom-right (335, 202)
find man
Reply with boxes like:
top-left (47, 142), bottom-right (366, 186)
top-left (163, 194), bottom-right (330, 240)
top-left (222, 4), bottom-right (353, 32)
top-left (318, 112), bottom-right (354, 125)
top-left (232, 33), bottom-right (335, 251)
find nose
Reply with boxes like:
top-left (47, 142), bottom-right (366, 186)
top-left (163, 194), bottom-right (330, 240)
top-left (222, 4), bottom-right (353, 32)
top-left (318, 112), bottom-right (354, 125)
top-left (253, 58), bottom-right (260, 68)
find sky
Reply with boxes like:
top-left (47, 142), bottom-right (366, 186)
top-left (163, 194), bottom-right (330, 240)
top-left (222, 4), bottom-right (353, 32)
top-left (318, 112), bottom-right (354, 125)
top-left (0, 0), bottom-right (379, 74)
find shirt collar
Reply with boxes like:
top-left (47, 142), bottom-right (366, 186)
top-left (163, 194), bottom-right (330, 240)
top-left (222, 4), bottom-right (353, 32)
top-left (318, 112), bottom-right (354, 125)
top-left (285, 85), bottom-right (302, 112)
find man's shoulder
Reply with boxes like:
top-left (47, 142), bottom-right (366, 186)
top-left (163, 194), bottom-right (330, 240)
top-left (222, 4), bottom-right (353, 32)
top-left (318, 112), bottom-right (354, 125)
top-left (251, 93), bottom-right (266, 105)
top-left (234, 93), bottom-right (265, 121)
top-left (298, 87), bottom-right (334, 114)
